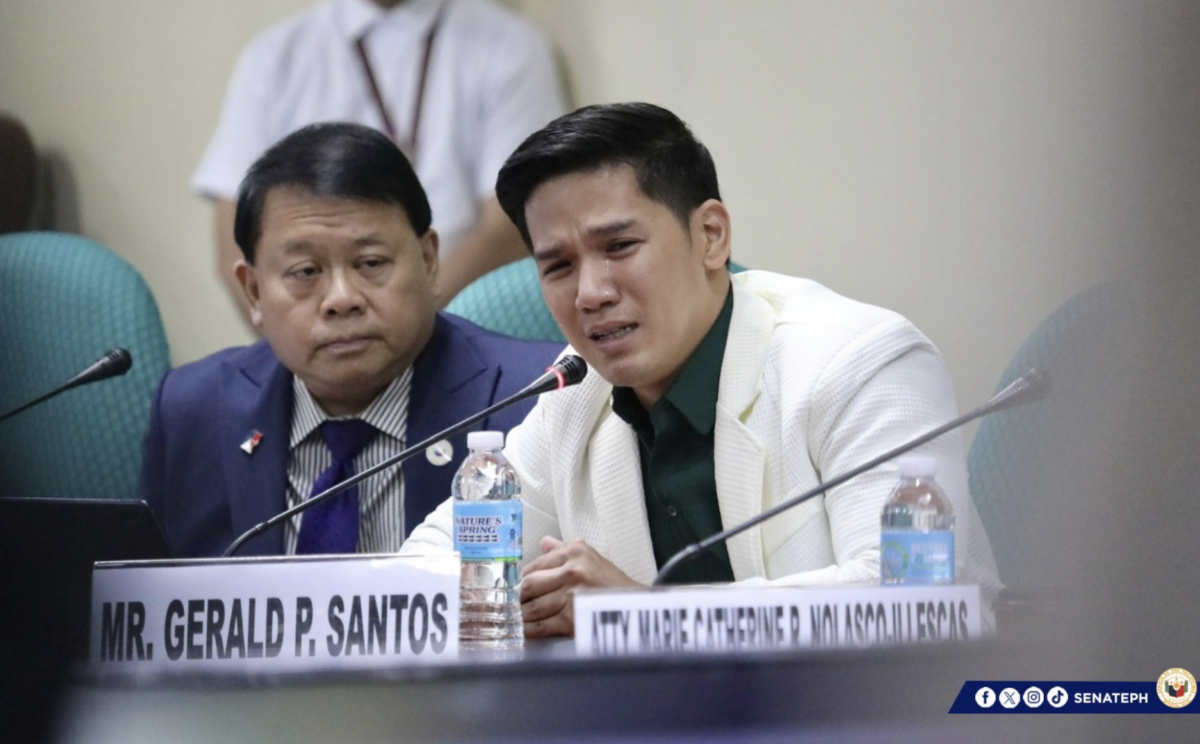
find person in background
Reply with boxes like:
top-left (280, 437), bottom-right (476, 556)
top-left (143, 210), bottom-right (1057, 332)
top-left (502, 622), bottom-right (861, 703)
top-left (193, 0), bottom-right (564, 320)
top-left (143, 122), bottom-right (561, 558)
top-left (0, 112), bottom-right (36, 234)
top-left (403, 103), bottom-right (1000, 636)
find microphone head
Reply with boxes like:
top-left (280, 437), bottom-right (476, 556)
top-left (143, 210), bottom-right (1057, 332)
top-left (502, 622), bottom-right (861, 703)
top-left (1019, 367), bottom-right (1050, 401)
top-left (525, 354), bottom-right (590, 397)
top-left (108, 348), bottom-right (133, 376)
top-left (988, 367), bottom-right (1051, 412)
top-left (555, 354), bottom-right (588, 387)
top-left (68, 347), bottom-right (134, 389)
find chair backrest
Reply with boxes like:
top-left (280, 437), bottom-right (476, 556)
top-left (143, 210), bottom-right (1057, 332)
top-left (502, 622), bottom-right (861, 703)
top-left (966, 282), bottom-right (1126, 589)
top-left (446, 257), bottom-right (749, 343)
top-left (0, 232), bottom-right (170, 500)
top-left (445, 257), bottom-right (565, 343)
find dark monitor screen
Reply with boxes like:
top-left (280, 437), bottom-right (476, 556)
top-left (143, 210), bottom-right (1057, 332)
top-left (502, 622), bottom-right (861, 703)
top-left (0, 497), bottom-right (171, 661)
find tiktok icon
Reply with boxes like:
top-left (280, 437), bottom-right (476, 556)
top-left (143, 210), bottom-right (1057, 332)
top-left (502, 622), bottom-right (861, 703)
top-left (1047, 686), bottom-right (1069, 708)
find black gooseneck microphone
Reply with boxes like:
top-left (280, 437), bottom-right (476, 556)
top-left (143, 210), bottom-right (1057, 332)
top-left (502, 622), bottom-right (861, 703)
top-left (0, 348), bottom-right (133, 424)
top-left (223, 354), bottom-right (588, 557)
top-left (652, 368), bottom-right (1050, 585)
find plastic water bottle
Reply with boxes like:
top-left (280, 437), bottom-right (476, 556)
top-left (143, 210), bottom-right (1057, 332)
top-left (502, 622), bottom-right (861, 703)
top-left (880, 455), bottom-right (955, 585)
top-left (452, 431), bottom-right (523, 648)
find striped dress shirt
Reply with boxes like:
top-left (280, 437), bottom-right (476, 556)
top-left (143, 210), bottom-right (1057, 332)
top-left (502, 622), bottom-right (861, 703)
top-left (284, 369), bottom-right (412, 554)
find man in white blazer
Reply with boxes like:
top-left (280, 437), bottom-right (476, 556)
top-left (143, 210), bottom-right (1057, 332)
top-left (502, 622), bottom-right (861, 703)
top-left (403, 103), bottom-right (1000, 637)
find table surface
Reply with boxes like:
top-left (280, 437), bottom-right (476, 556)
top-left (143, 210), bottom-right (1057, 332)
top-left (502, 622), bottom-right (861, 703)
top-left (56, 635), bottom-right (1121, 744)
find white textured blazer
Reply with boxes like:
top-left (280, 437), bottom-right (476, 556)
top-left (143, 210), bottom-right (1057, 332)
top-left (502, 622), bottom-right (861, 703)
top-left (406, 271), bottom-right (1000, 599)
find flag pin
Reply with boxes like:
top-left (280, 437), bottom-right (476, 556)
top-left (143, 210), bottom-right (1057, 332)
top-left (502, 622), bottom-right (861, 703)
top-left (426, 439), bottom-right (453, 466)
top-left (241, 430), bottom-right (263, 455)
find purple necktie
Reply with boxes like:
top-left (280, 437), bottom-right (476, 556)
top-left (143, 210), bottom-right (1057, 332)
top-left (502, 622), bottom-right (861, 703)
top-left (295, 419), bottom-right (377, 554)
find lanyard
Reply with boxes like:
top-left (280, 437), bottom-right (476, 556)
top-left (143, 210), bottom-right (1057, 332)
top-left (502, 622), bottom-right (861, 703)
top-left (353, 0), bottom-right (448, 164)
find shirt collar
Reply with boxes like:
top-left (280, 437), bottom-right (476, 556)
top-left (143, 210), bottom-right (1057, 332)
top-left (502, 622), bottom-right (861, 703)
top-left (337, 0), bottom-right (447, 43)
top-left (289, 367), bottom-right (414, 449)
top-left (612, 281), bottom-right (735, 437)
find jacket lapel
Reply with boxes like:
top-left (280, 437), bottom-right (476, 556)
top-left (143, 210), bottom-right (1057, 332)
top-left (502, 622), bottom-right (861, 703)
top-left (588, 408), bottom-right (659, 584)
top-left (714, 276), bottom-right (774, 580)
top-left (220, 343), bottom-right (292, 556)
top-left (403, 314), bottom-right (490, 534)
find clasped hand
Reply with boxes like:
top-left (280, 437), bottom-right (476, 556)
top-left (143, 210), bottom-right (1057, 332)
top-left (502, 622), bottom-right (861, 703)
top-left (520, 536), bottom-right (642, 638)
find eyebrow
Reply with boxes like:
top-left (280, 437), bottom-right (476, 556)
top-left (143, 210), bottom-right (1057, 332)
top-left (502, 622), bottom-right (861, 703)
top-left (588, 218), bottom-right (638, 238)
top-left (532, 218), bottom-right (640, 262)
top-left (350, 235), bottom-right (388, 249)
top-left (278, 235), bottom-right (388, 256)
top-left (280, 240), bottom-right (315, 257)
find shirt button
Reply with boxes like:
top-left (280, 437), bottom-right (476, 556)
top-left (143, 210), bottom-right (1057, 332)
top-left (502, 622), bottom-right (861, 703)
top-left (666, 505), bottom-right (678, 517)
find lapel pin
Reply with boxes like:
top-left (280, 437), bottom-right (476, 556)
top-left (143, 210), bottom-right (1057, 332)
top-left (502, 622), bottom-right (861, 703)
top-left (240, 430), bottom-right (264, 455)
top-left (426, 439), bottom-right (453, 467)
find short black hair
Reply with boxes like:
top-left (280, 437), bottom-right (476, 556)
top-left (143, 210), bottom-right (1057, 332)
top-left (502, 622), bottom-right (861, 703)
top-left (234, 122), bottom-right (432, 263)
top-left (496, 102), bottom-right (721, 248)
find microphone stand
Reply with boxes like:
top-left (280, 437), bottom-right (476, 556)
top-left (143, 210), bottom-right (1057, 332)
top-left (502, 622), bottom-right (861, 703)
top-left (224, 360), bottom-right (584, 557)
top-left (0, 349), bottom-right (133, 424)
top-left (652, 369), bottom-right (1049, 585)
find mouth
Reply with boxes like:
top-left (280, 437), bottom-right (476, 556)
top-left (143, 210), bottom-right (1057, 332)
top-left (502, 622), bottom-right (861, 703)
top-left (317, 335), bottom-right (377, 353)
top-left (588, 324), bottom-right (637, 343)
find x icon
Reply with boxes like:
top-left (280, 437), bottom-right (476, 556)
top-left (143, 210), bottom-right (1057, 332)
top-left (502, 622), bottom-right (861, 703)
top-left (1002, 690), bottom-right (1019, 705)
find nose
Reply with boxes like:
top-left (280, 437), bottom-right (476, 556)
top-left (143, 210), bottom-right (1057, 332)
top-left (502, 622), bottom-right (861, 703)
top-left (320, 268), bottom-right (366, 317)
top-left (574, 255), bottom-right (618, 313)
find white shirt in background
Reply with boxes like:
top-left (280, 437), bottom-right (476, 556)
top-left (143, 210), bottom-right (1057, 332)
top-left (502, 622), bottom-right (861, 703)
top-left (192, 0), bottom-right (564, 256)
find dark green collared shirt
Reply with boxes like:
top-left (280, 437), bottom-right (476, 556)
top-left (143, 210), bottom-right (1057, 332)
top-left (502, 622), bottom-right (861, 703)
top-left (611, 285), bottom-right (736, 585)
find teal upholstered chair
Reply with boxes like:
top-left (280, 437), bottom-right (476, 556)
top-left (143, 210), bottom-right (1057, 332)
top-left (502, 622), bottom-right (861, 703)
top-left (966, 282), bottom-right (1127, 590)
top-left (445, 257), bottom-right (565, 343)
top-left (446, 257), bottom-right (749, 343)
top-left (0, 232), bottom-right (170, 500)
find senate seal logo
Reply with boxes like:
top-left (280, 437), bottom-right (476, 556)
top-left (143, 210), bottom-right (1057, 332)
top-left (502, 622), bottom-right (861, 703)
top-left (1157, 668), bottom-right (1196, 709)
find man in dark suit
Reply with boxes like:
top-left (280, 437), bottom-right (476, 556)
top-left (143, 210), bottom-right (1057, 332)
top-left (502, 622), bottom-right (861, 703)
top-left (139, 122), bottom-right (560, 558)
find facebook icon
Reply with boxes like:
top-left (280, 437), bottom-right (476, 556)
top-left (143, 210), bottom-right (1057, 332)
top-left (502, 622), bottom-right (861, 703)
top-left (975, 687), bottom-right (996, 708)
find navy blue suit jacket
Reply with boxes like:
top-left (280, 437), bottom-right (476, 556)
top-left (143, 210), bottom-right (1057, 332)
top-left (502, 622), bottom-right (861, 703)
top-left (139, 313), bottom-right (561, 558)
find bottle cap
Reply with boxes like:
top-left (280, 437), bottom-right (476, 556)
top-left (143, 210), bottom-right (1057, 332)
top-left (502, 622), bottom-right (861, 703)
top-left (898, 455), bottom-right (938, 478)
top-left (467, 431), bottom-right (504, 450)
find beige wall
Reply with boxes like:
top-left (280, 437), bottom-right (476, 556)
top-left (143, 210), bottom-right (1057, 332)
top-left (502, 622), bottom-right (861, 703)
top-left (516, 0), bottom-right (1200, 425)
top-left (1, 0), bottom-right (1197, 430)
top-left (0, 0), bottom-right (312, 362)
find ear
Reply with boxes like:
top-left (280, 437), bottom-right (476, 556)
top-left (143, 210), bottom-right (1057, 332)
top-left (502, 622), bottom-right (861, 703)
top-left (693, 199), bottom-right (731, 271)
top-left (420, 228), bottom-right (440, 284)
top-left (234, 260), bottom-right (264, 328)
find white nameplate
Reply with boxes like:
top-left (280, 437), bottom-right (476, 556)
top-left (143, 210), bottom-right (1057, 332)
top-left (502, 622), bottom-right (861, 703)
top-left (574, 582), bottom-right (981, 657)
top-left (90, 553), bottom-right (459, 673)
